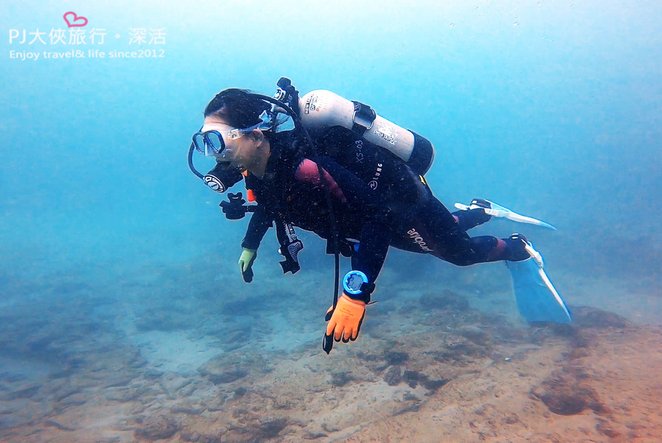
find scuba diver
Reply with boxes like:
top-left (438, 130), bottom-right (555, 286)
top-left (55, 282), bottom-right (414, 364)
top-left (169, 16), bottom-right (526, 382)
top-left (188, 79), bottom-right (571, 354)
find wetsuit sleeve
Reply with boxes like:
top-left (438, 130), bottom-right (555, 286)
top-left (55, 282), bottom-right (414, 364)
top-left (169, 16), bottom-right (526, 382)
top-left (241, 205), bottom-right (273, 250)
top-left (294, 155), bottom-right (391, 286)
top-left (316, 156), bottom-right (392, 284)
top-left (351, 212), bottom-right (391, 285)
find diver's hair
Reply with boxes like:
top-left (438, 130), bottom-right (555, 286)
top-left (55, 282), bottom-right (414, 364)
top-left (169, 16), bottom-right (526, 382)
top-left (204, 88), bottom-right (271, 130)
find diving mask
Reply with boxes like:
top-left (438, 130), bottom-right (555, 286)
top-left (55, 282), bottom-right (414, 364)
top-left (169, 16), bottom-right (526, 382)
top-left (191, 109), bottom-right (277, 159)
top-left (192, 122), bottom-right (261, 159)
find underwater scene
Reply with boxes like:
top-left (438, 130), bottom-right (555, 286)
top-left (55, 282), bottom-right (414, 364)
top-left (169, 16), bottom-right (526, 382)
top-left (1, 1), bottom-right (661, 441)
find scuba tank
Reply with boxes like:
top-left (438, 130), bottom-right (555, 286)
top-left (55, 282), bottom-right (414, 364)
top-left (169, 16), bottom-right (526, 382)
top-left (298, 89), bottom-right (435, 175)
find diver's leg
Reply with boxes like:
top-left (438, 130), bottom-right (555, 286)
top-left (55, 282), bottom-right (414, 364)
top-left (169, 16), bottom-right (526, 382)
top-left (415, 195), bottom-right (571, 323)
top-left (417, 196), bottom-right (529, 265)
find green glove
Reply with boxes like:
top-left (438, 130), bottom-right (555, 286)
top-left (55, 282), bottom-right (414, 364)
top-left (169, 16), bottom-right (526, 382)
top-left (238, 248), bottom-right (257, 283)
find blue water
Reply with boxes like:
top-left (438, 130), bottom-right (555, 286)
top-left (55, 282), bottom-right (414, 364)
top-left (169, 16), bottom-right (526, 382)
top-left (1, 0), bottom-right (661, 440)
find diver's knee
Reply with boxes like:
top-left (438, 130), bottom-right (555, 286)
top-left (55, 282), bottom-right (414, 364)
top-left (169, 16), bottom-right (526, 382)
top-left (469, 236), bottom-right (498, 257)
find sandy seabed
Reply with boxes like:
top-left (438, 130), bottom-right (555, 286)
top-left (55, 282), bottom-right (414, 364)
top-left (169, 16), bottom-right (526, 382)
top-left (1, 264), bottom-right (661, 442)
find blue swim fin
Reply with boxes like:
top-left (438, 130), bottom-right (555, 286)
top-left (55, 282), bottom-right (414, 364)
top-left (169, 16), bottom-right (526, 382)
top-left (454, 199), bottom-right (557, 230)
top-left (506, 241), bottom-right (572, 324)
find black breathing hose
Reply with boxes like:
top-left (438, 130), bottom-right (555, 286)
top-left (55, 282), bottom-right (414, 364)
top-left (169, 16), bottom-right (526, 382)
top-left (188, 142), bottom-right (204, 179)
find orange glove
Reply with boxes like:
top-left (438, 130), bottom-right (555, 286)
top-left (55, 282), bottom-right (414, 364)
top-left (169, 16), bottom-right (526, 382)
top-left (325, 294), bottom-right (367, 342)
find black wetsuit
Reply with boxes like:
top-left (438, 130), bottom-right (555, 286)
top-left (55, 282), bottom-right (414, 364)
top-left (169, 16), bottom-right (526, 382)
top-left (242, 128), bottom-right (522, 285)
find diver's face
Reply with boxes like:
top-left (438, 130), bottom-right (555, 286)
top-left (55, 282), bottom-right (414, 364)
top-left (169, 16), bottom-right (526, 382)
top-left (201, 115), bottom-right (261, 171)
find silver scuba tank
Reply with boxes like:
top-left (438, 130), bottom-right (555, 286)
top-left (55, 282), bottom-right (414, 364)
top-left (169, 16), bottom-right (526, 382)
top-left (298, 90), bottom-right (435, 175)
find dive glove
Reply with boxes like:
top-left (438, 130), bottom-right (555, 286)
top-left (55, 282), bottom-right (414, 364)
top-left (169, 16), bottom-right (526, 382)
top-left (325, 293), bottom-right (366, 342)
top-left (238, 248), bottom-right (257, 283)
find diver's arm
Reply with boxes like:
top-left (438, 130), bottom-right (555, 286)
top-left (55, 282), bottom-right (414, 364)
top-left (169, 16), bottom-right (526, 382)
top-left (295, 156), bottom-right (390, 288)
top-left (351, 211), bottom-right (391, 286)
top-left (241, 205), bottom-right (273, 250)
top-left (237, 206), bottom-right (273, 283)
top-left (315, 156), bottom-right (392, 285)
top-left (322, 195), bottom-right (391, 346)
top-left (301, 154), bottom-right (393, 346)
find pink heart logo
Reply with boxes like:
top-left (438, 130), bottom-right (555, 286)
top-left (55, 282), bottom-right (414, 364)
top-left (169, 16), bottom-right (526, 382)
top-left (63, 11), bottom-right (88, 28)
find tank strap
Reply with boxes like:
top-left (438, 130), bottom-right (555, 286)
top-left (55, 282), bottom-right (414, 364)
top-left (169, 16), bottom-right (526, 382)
top-left (351, 101), bottom-right (377, 135)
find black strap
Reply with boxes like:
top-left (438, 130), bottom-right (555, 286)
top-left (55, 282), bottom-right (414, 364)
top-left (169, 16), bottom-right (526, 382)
top-left (351, 101), bottom-right (376, 135)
